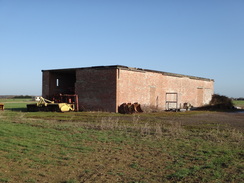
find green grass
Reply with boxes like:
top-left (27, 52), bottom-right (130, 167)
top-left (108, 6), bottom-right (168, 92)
top-left (233, 100), bottom-right (244, 108)
top-left (0, 98), bottom-right (34, 111)
top-left (0, 117), bottom-right (93, 158)
top-left (0, 101), bottom-right (243, 182)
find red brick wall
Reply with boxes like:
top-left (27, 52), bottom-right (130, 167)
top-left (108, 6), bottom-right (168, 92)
top-left (117, 68), bottom-right (214, 110)
top-left (42, 71), bottom-right (50, 98)
top-left (116, 69), bottom-right (164, 110)
top-left (162, 76), bottom-right (214, 108)
top-left (75, 68), bottom-right (117, 112)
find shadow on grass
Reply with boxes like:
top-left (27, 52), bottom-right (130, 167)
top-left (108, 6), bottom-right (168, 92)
top-left (5, 108), bottom-right (28, 112)
top-left (193, 103), bottom-right (244, 113)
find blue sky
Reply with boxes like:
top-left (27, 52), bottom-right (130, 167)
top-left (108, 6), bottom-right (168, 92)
top-left (0, 0), bottom-right (243, 97)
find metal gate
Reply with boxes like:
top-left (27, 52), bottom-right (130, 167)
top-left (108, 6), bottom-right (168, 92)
top-left (165, 92), bottom-right (178, 111)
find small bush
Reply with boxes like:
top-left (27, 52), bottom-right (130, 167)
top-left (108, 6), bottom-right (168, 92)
top-left (197, 94), bottom-right (234, 110)
top-left (210, 94), bottom-right (233, 109)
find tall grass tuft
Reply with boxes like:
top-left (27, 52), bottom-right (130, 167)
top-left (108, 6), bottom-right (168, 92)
top-left (140, 123), bottom-right (151, 136)
top-left (203, 124), bottom-right (243, 143)
top-left (154, 123), bottom-right (163, 138)
top-left (99, 117), bottom-right (119, 130)
top-left (84, 116), bottom-right (190, 139)
top-left (166, 122), bottom-right (186, 137)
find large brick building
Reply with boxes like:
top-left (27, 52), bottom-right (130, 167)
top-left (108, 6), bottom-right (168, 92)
top-left (42, 65), bottom-right (214, 112)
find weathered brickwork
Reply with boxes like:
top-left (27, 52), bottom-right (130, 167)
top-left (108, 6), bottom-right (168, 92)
top-left (42, 71), bottom-right (50, 98)
top-left (42, 65), bottom-right (214, 112)
top-left (117, 68), bottom-right (213, 111)
top-left (75, 68), bottom-right (117, 112)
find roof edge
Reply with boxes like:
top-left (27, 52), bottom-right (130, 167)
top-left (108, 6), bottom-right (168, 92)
top-left (42, 65), bottom-right (214, 82)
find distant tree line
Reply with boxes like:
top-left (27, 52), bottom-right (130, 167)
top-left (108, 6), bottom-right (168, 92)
top-left (13, 95), bottom-right (34, 99)
top-left (232, 97), bottom-right (244, 100)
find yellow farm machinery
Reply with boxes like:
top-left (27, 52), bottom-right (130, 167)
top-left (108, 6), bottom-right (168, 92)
top-left (27, 94), bottom-right (78, 112)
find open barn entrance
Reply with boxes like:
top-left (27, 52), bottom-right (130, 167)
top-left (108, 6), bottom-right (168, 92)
top-left (46, 69), bottom-right (79, 111)
top-left (50, 69), bottom-right (76, 95)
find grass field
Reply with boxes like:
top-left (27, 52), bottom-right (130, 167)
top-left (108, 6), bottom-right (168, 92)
top-left (0, 98), bottom-right (34, 111)
top-left (233, 100), bottom-right (244, 108)
top-left (0, 99), bottom-right (243, 182)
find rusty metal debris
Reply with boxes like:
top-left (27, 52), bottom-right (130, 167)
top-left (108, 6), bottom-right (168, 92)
top-left (118, 103), bottom-right (143, 114)
top-left (0, 103), bottom-right (4, 111)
